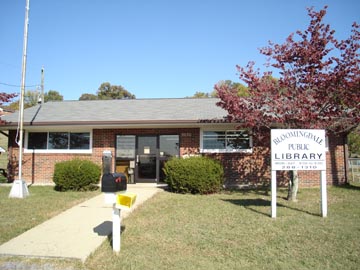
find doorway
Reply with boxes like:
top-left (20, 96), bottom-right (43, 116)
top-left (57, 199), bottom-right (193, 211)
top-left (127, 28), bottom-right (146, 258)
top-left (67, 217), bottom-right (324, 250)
top-left (136, 136), bottom-right (157, 182)
top-left (115, 134), bottom-right (179, 183)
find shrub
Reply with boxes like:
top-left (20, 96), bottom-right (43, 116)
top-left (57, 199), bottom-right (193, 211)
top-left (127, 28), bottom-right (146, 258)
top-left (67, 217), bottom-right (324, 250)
top-left (53, 159), bottom-right (101, 191)
top-left (163, 156), bottom-right (224, 194)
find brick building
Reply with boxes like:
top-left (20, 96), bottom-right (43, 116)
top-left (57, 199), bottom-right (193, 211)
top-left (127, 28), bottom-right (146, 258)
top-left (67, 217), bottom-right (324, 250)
top-left (0, 98), bottom-right (349, 187)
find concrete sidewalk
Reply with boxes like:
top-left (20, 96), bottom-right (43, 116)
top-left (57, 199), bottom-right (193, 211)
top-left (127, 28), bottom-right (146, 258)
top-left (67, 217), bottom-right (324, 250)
top-left (0, 184), bottom-right (164, 262)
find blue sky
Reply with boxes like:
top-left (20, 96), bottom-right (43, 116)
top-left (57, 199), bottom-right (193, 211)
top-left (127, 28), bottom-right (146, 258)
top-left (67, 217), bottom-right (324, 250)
top-left (0, 0), bottom-right (359, 101)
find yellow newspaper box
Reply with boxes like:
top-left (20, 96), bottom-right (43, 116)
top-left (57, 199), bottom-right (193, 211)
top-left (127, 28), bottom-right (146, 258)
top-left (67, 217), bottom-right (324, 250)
top-left (116, 192), bottom-right (137, 209)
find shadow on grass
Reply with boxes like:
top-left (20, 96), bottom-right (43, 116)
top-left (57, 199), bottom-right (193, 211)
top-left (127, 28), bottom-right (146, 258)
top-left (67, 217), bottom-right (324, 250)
top-left (224, 188), bottom-right (270, 197)
top-left (337, 183), bottom-right (360, 191)
top-left (222, 194), bottom-right (320, 217)
top-left (222, 198), bottom-right (272, 217)
top-left (276, 202), bottom-right (320, 217)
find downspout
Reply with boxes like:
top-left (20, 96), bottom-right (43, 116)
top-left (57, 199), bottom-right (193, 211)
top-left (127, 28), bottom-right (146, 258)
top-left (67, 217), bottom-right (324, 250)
top-left (30, 104), bottom-right (42, 125)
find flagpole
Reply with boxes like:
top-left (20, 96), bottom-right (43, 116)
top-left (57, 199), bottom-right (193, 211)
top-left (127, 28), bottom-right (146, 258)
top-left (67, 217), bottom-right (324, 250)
top-left (9, 0), bottom-right (30, 198)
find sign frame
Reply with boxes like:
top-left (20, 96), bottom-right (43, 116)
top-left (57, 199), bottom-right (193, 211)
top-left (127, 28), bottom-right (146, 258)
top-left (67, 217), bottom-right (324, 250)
top-left (270, 129), bottom-right (327, 218)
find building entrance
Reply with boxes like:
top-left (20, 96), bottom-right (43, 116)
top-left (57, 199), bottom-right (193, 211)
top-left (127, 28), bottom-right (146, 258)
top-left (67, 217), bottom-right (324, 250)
top-left (115, 134), bottom-right (179, 183)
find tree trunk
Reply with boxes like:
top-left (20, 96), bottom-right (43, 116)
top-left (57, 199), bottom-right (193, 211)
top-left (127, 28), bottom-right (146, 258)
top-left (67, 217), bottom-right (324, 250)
top-left (287, 170), bottom-right (299, 202)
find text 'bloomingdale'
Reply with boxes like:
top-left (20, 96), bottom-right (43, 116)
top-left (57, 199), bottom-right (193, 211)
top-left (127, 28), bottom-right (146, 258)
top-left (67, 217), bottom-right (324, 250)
top-left (272, 130), bottom-right (324, 146)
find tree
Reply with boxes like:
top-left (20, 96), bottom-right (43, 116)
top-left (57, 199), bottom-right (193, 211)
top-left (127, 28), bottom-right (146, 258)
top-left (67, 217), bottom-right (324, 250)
top-left (78, 82), bottom-right (136, 100)
top-left (9, 89), bottom-right (63, 109)
top-left (79, 93), bottom-right (98, 101)
top-left (97, 82), bottom-right (135, 100)
top-left (215, 80), bottom-right (249, 97)
top-left (7, 101), bottom-right (19, 111)
top-left (44, 90), bottom-right (63, 102)
top-left (188, 91), bottom-right (212, 98)
top-left (188, 81), bottom-right (248, 98)
top-left (24, 90), bottom-right (41, 107)
top-left (7, 90), bottom-right (39, 110)
top-left (216, 6), bottom-right (360, 201)
top-left (0, 92), bottom-right (17, 123)
top-left (0, 92), bottom-right (17, 108)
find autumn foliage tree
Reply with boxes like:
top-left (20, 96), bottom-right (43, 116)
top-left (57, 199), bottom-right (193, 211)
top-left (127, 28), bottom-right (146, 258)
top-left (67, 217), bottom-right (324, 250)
top-left (0, 92), bottom-right (17, 115)
top-left (0, 93), bottom-right (17, 106)
top-left (216, 7), bottom-right (359, 200)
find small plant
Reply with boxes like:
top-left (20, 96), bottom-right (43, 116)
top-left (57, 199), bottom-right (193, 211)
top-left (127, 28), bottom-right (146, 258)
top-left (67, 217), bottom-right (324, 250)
top-left (163, 156), bottom-right (224, 194)
top-left (53, 159), bottom-right (101, 191)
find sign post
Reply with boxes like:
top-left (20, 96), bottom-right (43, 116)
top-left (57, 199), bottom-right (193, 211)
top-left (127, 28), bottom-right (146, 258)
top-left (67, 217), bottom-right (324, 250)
top-left (320, 170), bottom-right (327, 217)
top-left (271, 129), bottom-right (327, 218)
top-left (112, 205), bottom-right (121, 253)
top-left (271, 170), bottom-right (277, 218)
top-left (104, 192), bottom-right (137, 253)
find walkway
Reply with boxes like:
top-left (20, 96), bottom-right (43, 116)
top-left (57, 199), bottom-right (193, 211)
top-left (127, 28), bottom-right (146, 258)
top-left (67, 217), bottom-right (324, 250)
top-left (0, 184), bottom-right (164, 262)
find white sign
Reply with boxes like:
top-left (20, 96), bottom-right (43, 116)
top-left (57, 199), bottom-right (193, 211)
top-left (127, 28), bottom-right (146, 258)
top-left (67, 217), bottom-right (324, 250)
top-left (270, 129), bottom-right (327, 218)
top-left (271, 129), bottom-right (326, 171)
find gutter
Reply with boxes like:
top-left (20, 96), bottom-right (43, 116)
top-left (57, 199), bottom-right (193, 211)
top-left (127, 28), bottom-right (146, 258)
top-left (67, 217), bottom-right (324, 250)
top-left (1, 118), bottom-right (230, 127)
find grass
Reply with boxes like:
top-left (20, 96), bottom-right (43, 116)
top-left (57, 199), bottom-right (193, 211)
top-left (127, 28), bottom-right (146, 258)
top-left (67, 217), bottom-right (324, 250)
top-left (0, 186), bottom-right (99, 245)
top-left (83, 186), bottom-right (360, 270)
top-left (1, 186), bottom-right (360, 270)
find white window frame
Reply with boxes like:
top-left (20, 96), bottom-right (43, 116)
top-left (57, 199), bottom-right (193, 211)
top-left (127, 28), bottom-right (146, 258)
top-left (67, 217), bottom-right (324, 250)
top-left (200, 129), bottom-right (253, 154)
top-left (24, 130), bottom-right (93, 154)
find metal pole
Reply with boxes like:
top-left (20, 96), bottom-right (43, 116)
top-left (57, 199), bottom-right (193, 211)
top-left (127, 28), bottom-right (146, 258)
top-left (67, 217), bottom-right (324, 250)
top-left (18, 0), bottom-right (29, 177)
top-left (18, 0), bottom-right (30, 180)
top-left (9, 0), bottom-right (30, 198)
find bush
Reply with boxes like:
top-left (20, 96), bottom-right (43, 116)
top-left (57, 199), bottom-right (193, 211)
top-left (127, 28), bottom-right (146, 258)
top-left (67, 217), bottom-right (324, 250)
top-left (163, 156), bottom-right (224, 194)
top-left (53, 159), bottom-right (101, 191)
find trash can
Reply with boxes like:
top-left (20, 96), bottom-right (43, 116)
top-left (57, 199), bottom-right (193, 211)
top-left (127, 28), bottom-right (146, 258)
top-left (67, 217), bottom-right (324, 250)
top-left (102, 150), bottom-right (112, 175)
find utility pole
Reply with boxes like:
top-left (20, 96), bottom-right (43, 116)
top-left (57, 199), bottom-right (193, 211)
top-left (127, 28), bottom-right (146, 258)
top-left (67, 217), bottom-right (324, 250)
top-left (9, 0), bottom-right (30, 198)
top-left (41, 66), bottom-right (44, 104)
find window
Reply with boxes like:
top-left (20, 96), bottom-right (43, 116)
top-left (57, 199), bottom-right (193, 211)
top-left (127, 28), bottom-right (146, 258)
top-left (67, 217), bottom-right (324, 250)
top-left (201, 130), bottom-right (251, 153)
top-left (28, 132), bottom-right (47, 149)
top-left (49, 132), bottom-right (68, 149)
top-left (160, 135), bottom-right (179, 157)
top-left (26, 131), bottom-right (91, 152)
top-left (116, 135), bottom-right (136, 159)
top-left (70, 133), bottom-right (90, 150)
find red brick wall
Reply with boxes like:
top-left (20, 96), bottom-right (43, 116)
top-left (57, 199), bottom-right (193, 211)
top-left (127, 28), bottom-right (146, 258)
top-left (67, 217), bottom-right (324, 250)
top-left (7, 128), bottom-right (200, 184)
top-left (7, 130), bottom-right (96, 184)
top-left (7, 129), bottom-right (347, 187)
top-left (298, 134), bottom-right (347, 187)
top-left (206, 134), bottom-right (348, 188)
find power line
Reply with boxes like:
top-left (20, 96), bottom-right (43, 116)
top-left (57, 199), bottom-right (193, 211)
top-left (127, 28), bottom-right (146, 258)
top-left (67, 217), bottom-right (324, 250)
top-left (0, 82), bottom-right (39, 88)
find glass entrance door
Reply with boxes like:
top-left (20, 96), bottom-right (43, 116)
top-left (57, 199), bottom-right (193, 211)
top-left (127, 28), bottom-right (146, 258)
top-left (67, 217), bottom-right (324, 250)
top-left (134, 135), bottom-right (180, 183)
top-left (136, 136), bottom-right (158, 182)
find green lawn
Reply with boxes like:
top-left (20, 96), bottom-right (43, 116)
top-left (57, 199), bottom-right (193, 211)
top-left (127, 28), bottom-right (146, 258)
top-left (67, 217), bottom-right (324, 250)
top-left (0, 186), bottom-right (99, 244)
top-left (84, 186), bottom-right (360, 270)
top-left (0, 186), bottom-right (359, 270)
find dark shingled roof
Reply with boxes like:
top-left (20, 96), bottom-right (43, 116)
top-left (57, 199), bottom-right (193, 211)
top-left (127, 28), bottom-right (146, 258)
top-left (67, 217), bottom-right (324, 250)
top-left (1, 98), bottom-right (228, 126)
